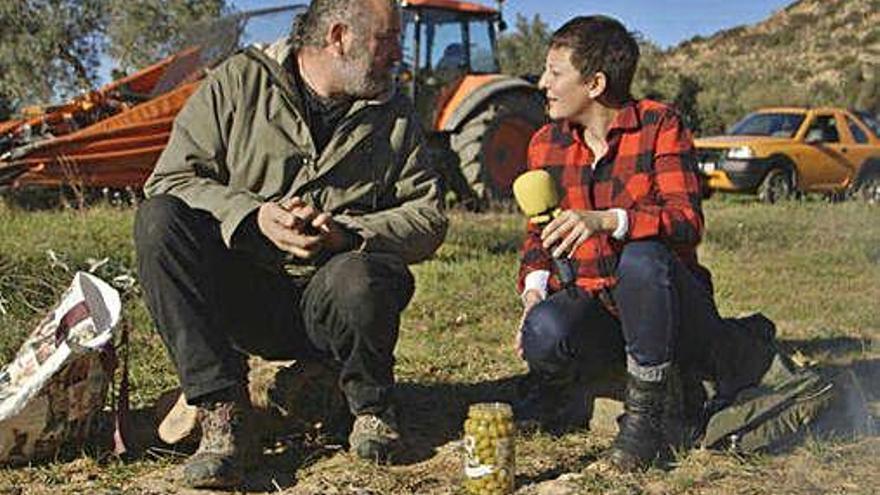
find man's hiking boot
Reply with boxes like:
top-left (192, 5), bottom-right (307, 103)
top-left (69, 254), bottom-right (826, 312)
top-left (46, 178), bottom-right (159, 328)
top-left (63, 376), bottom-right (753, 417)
top-left (349, 407), bottom-right (401, 463)
top-left (591, 374), bottom-right (669, 473)
top-left (512, 373), bottom-right (590, 435)
top-left (183, 395), bottom-right (252, 488)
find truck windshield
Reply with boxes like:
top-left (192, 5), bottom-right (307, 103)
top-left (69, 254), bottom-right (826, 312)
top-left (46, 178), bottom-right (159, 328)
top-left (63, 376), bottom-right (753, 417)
top-left (729, 113), bottom-right (805, 138)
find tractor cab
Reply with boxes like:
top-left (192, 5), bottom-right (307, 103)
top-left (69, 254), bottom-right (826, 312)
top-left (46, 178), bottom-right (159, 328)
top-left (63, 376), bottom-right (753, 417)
top-left (397, 0), bottom-right (545, 203)
top-left (399, 0), bottom-right (503, 127)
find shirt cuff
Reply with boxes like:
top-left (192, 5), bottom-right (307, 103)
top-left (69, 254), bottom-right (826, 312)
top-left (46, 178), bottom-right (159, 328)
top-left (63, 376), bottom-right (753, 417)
top-left (522, 270), bottom-right (550, 300)
top-left (610, 208), bottom-right (629, 240)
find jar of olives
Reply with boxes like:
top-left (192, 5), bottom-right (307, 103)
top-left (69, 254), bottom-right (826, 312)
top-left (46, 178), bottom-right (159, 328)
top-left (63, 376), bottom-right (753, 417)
top-left (463, 402), bottom-right (515, 494)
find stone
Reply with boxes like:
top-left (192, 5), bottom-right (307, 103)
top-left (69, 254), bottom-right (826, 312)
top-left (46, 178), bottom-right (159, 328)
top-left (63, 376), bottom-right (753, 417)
top-left (156, 357), bottom-right (348, 445)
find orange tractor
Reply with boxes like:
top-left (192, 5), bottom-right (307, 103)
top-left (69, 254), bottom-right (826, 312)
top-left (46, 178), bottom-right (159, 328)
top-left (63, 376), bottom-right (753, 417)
top-left (0, 1), bottom-right (545, 206)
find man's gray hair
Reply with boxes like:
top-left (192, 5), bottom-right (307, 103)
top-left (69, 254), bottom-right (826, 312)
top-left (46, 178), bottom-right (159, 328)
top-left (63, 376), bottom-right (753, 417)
top-left (292, 0), bottom-right (396, 49)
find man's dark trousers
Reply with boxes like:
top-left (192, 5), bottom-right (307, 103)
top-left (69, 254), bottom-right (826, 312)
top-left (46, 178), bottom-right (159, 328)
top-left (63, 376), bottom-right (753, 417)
top-left (134, 195), bottom-right (414, 415)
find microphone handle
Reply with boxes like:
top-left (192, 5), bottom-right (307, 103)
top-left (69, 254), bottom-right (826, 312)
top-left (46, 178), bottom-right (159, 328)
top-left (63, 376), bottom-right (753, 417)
top-left (552, 257), bottom-right (576, 288)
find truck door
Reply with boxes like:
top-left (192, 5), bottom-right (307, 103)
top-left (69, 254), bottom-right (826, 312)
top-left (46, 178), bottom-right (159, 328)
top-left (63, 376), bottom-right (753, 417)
top-left (841, 111), bottom-right (880, 185)
top-left (796, 113), bottom-right (855, 190)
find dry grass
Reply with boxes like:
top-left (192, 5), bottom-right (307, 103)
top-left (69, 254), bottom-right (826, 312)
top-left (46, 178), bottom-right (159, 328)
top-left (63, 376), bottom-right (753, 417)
top-left (0, 196), bottom-right (877, 494)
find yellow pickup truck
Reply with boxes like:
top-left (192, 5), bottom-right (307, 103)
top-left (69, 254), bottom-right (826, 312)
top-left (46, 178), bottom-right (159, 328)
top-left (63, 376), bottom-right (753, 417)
top-left (695, 107), bottom-right (880, 203)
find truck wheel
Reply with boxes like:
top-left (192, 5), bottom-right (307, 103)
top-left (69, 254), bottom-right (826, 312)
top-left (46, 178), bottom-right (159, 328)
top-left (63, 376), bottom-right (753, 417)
top-left (757, 168), bottom-right (794, 204)
top-left (449, 91), bottom-right (545, 204)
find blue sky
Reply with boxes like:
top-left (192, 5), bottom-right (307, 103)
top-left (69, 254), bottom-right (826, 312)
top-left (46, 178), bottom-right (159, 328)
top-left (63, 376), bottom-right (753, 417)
top-left (232, 0), bottom-right (794, 48)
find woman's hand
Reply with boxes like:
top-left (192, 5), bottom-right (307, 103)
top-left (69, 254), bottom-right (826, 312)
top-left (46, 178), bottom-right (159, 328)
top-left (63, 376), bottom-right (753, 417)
top-left (541, 209), bottom-right (618, 258)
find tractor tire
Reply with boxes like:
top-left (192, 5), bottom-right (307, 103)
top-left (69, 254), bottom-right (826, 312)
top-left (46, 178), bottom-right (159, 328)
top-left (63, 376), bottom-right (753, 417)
top-left (449, 91), bottom-right (545, 206)
top-left (757, 167), bottom-right (795, 204)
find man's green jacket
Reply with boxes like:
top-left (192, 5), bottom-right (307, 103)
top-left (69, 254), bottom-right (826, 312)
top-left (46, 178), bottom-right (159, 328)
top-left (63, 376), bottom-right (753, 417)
top-left (144, 39), bottom-right (448, 272)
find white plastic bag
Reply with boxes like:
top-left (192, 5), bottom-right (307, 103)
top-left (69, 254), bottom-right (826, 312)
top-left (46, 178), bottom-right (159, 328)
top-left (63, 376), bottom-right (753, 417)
top-left (0, 272), bottom-right (121, 464)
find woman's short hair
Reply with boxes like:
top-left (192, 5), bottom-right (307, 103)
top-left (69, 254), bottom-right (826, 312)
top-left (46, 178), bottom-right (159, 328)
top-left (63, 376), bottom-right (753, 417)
top-left (550, 16), bottom-right (640, 106)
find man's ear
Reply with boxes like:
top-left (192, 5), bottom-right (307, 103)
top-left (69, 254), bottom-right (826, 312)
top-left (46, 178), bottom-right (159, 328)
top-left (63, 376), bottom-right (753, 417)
top-left (586, 72), bottom-right (607, 100)
top-left (326, 22), bottom-right (349, 57)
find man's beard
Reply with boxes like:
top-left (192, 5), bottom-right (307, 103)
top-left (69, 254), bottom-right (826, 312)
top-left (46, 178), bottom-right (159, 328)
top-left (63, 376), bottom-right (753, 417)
top-left (337, 47), bottom-right (394, 99)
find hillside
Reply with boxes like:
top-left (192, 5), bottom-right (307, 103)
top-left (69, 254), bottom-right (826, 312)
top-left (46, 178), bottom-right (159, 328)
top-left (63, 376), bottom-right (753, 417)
top-left (634, 0), bottom-right (880, 134)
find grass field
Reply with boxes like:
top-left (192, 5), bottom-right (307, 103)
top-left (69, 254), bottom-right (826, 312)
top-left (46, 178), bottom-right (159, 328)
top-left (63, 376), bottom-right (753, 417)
top-left (0, 196), bottom-right (877, 494)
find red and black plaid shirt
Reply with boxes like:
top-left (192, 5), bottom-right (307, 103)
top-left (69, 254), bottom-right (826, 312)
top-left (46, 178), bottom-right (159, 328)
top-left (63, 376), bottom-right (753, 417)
top-left (517, 99), bottom-right (708, 296)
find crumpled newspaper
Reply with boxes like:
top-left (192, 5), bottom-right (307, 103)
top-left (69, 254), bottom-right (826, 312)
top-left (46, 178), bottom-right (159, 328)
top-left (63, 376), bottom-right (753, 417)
top-left (0, 272), bottom-right (121, 464)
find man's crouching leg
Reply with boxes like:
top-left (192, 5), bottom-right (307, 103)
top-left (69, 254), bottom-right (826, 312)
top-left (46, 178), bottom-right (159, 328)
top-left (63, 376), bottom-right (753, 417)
top-left (135, 196), bottom-right (253, 488)
top-left (300, 252), bottom-right (414, 463)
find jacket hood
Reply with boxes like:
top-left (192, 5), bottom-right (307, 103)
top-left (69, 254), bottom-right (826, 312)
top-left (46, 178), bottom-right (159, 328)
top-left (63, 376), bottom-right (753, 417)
top-left (253, 37), bottom-right (398, 106)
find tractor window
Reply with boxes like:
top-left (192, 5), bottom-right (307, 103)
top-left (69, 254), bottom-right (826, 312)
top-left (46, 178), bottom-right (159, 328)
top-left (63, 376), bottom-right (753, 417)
top-left (429, 20), bottom-right (467, 71)
top-left (468, 20), bottom-right (498, 73)
top-left (436, 42), bottom-right (465, 71)
top-left (401, 10), bottom-right (418, 72)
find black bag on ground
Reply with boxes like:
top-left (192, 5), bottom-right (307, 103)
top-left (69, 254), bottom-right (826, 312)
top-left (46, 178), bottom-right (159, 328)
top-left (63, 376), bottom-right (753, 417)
top-left (700, 315), bottom-right (874, 453)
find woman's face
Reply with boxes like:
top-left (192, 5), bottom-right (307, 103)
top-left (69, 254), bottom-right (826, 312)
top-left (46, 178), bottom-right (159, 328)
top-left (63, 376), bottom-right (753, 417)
top-left (538, 46), bottom-right (595, 122)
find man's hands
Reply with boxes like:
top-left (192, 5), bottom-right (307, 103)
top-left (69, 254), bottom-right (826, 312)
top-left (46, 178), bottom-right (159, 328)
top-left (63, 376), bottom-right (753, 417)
top-left (541, 209), bottom-right (618, 258)
top-left (257, 197), bottom-right (355, 259)
top-left (515, 288), bottom-right (544, 359)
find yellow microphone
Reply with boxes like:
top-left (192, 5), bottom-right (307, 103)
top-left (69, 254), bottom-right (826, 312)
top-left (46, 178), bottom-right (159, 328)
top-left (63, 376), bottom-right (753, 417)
top-left (512, 169), bottom-right (576, 288)
top-left (512, 169), bottom-right (561, 226)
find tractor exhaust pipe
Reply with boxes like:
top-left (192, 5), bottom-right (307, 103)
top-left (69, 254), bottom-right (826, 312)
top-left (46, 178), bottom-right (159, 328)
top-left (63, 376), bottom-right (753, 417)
top-left (495, 0), bottom-right (508, 32)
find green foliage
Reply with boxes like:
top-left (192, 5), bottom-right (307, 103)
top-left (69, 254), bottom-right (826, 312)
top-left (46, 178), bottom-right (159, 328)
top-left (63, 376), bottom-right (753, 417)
top-left (787, 12), bottom-right (813, 28)
top-left (0, 0), bottom-right (226, 115)
top-left (106, 0), bottom-right (227, 75)
top-left (810, 80), bottom-right (840, 105)
top-left (633, 45), bottom-right (705, 132)
top-left (856, 65), bottom-right (880, 114)
top-left (631, 41), bottom-right (667, 99)
top-left (863, 26), bottom-right (880, 45)
top-left (673, 75), bottom-right (702, 131)
top-left (843, 64), bottom-right (866, 108)
top-left (0, 94), bottom-right (12, 121)
top-left (764, 29), bottom-right (796, 47)
top-left (497, 14), bottom-right (551, 78)
top-left (0, 0), bottom-right (105, 109)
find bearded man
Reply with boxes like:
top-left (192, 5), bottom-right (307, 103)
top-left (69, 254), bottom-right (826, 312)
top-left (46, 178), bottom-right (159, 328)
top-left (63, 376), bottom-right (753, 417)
top-left (134, 0), bottom-right (447, 488)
